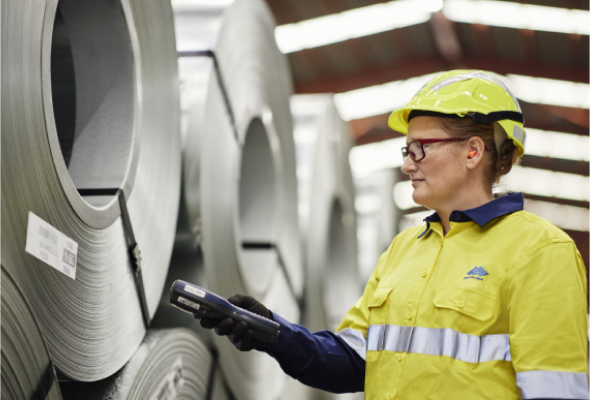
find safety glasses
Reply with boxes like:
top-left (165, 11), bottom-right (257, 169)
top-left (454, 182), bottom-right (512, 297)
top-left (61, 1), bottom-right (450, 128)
top-left (401, 138), bottom-right (469, 162)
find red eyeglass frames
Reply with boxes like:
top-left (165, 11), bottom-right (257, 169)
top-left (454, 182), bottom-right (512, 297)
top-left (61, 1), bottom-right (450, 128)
top-left (401, 137), bottom-right (492, 162)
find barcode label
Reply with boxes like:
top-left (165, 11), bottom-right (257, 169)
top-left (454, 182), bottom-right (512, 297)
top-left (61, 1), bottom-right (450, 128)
top-left (184, 284), bottom-right (205, 298)
top-left (149, 357), bottom-right (184, 400)
top-left (178, 296), bottom-right (200, 310)
top-left (25, 212), bottom-right (78, 280)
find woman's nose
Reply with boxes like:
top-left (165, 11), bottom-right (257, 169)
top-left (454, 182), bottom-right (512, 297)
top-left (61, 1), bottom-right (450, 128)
top-left (401, 155), bottom-right (417, 175)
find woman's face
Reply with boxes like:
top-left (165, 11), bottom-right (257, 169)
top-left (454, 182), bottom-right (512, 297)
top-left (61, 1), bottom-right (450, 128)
top-left (401, 116), bottom-right (468, 210)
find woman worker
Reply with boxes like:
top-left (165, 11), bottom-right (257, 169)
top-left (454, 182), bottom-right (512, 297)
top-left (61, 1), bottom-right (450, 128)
top-left (200, 70), bottom-right (588, 400)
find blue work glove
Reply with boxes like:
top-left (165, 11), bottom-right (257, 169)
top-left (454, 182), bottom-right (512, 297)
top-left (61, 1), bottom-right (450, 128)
top-left (197, 294), bottom-right (272, 351)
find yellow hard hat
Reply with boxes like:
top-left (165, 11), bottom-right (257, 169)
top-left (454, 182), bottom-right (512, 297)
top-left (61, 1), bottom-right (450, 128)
top-left (388, 70), bottom-right (526, 157)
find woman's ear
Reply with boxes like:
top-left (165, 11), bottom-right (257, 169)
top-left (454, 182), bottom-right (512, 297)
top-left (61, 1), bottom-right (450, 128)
top-left (465, 136), bottom-right (486, 170)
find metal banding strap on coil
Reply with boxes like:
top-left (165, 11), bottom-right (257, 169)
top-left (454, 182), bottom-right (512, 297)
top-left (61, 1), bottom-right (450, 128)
top-left (178, 50), bottom-right (239, 143)
top-left (241, 242), bottom-right (303, 309)
top-left (2, 0), bottom-right (181, 381)
top-left (173, 0), bottom-right (303, 399)
top-left (292, 94), bottom-right (361, 333)
top-left (59, 329), bottom-right (230, 400)
top-left (77, 188), bottom-right (150, 327)
top-left (1, 266), bottom-right (62, 400)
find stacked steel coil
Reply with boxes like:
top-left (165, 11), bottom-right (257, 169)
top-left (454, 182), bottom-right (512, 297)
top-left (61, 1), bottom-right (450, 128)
top-left (60, 329), bottom-right (228, 400)
top-left (173, 1), bottom-right (303, 399)
top-left (292, 95), bottom-right (360, 333)
top-left (1, 267), bottom-right (62, 400)
top-left (2, 0), bottom-right (362, 398)
top-left (290, 95), bottom-right (364, 400)
top-left (2, 0), bottom-right (180, 381)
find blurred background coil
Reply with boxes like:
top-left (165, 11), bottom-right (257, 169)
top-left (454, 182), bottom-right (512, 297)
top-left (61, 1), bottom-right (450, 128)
top-left (291, 95), bottom-right (363, 400)
top-left (292, 94), bottom-right (360, 333)
top-left (1, 0), bottom-right (180, 381)
top-left (172, 0), bottom-right (303, 399)
top-left (1, 266), bottom-right (62, 400)
top-left (60, 328), bottom-right (229, 400)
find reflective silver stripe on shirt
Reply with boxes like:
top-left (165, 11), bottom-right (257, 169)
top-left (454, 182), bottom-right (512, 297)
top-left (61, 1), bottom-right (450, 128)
top-left (367, 325), bottom-right (511, 364)
top-left (516, 370), bottom-right (589, 399)
top-left (336, 328), bottom-right (367, 361)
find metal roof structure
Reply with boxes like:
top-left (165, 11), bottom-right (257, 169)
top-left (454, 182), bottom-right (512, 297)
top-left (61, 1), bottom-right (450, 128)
top-left (266, 0), bottom-right (590, 265)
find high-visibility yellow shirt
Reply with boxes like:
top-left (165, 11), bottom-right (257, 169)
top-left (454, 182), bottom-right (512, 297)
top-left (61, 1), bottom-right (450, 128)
top-left (337, 193), bottom-right (588, 400)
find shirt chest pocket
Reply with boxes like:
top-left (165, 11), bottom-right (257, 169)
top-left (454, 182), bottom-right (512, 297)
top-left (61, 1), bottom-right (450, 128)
top-left (366, 286), bottom-right (394, 363)
top-left (433, 287), bottom-right (498, 330)
top-left (368, 285), bottom-right (394, 325)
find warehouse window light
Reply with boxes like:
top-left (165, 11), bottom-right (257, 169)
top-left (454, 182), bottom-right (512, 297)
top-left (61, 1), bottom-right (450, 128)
top-left (413, 0), bottom-right (444, 13)
top-left (501, 166), bottom-right (589, 202)
top-left (350, 128), bottom-right (589, 177)
top-left (526, 128), bottom-right (589, 161)
top-left (334, 73), bottom-right (439, 121)
top-left (275, 1), bottom-right (431, 54)
top-left (443, 0), bottom-right (589, 36)
top-left (400, 201), bottom-right (589, 232)
top-left (524, 199), bottom-right (589, 232)
top-left (393, 165), bottom-right (589, 210)
top-left (393, 181), bottom-right (420, 210)
top-left (171, 0), bottom-right (234, 7)
top-left (350, 137), bottom-right (406, 176)
top-left (399, 210), bottom-right (433, 231)
top-left (335, 72), bottom-right (589, 122)
top-left (505, 74), bottom-right (589, 110)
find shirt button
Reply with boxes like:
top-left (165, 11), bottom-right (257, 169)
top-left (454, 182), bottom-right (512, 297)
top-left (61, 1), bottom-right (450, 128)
top-left (406, 313), bottom-right (413, 321)
top-left (458, 300), bottom-right (465, 308)
top-left (397, 354), bottom-right (404, 362)
top-left (421, 271), bottom-right (427, 278)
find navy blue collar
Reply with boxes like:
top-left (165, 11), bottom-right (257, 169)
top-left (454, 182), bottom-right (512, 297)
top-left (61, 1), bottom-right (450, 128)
top-left (418, 192), bottom-right (524, 239)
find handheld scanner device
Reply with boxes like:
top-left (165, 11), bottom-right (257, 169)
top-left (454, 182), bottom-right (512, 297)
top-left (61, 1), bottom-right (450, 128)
top-left (169, 280), bottom-right (280, 343)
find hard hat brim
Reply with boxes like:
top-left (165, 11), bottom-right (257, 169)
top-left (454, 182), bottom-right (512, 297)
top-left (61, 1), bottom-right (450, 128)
top-left (388, 108), bottom-right (525, 158)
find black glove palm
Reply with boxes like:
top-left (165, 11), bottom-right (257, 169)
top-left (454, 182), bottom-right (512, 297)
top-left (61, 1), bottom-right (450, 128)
top-left (199, 294), bottom-right (272, 351)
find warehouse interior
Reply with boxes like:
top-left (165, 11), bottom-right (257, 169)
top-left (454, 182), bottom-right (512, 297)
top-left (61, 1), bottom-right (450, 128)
top-left (1, 0), bottom-right (588, 399)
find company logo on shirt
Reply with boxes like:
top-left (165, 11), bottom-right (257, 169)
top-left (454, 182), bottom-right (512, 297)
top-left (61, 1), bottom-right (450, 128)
top-left (464, 266), bottom-right (488, 281)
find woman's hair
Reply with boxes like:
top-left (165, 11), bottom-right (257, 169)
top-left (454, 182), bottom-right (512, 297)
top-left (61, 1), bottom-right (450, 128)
top-left (439, 117), bottom-right (520, 186)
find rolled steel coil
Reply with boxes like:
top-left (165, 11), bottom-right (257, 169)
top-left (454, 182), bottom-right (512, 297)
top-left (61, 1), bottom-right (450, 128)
top-left (354, 169), bottom-right (398, 284)
top-left (60, 328), bottom-right (229, 400)
top-left (280, 379), bottom-right (364, 400)
top-left (292, 95), bottom-right (360, 333)
top-left (1, 0), bottom-right (180, 380)
top-left (1, 266), bottom-right (62, 400)
top-left (173, 1), bottom-right (302, 399)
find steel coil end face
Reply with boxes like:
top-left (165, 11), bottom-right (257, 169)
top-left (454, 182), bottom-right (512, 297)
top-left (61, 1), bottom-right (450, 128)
top-left (3, 0), bottom-right (181, 381)
top-left (175, 0), bottom-right (301, 398)
top-left (43, 0), bottom-right (140, 228)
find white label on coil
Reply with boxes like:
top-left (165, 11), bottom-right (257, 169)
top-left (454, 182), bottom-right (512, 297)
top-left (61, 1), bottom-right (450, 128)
top-left (178, 296), bottom-right (200, 310)
top-left (184, 284), bottom-right (205, 298)
top-left (149, 356), bottom-right (185, 400)
top-left (25, 212), bottom-right (78, 280)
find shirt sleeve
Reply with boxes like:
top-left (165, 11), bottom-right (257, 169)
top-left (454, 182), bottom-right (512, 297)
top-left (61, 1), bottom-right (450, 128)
top-left (335, 242), bottom-right (393, 357)
top-left (258, 243), bottom-right (395, 393)
top-left (259, 312), bottom-right (365, 393)
top-left (506, 240), bottom-right (588, 400)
